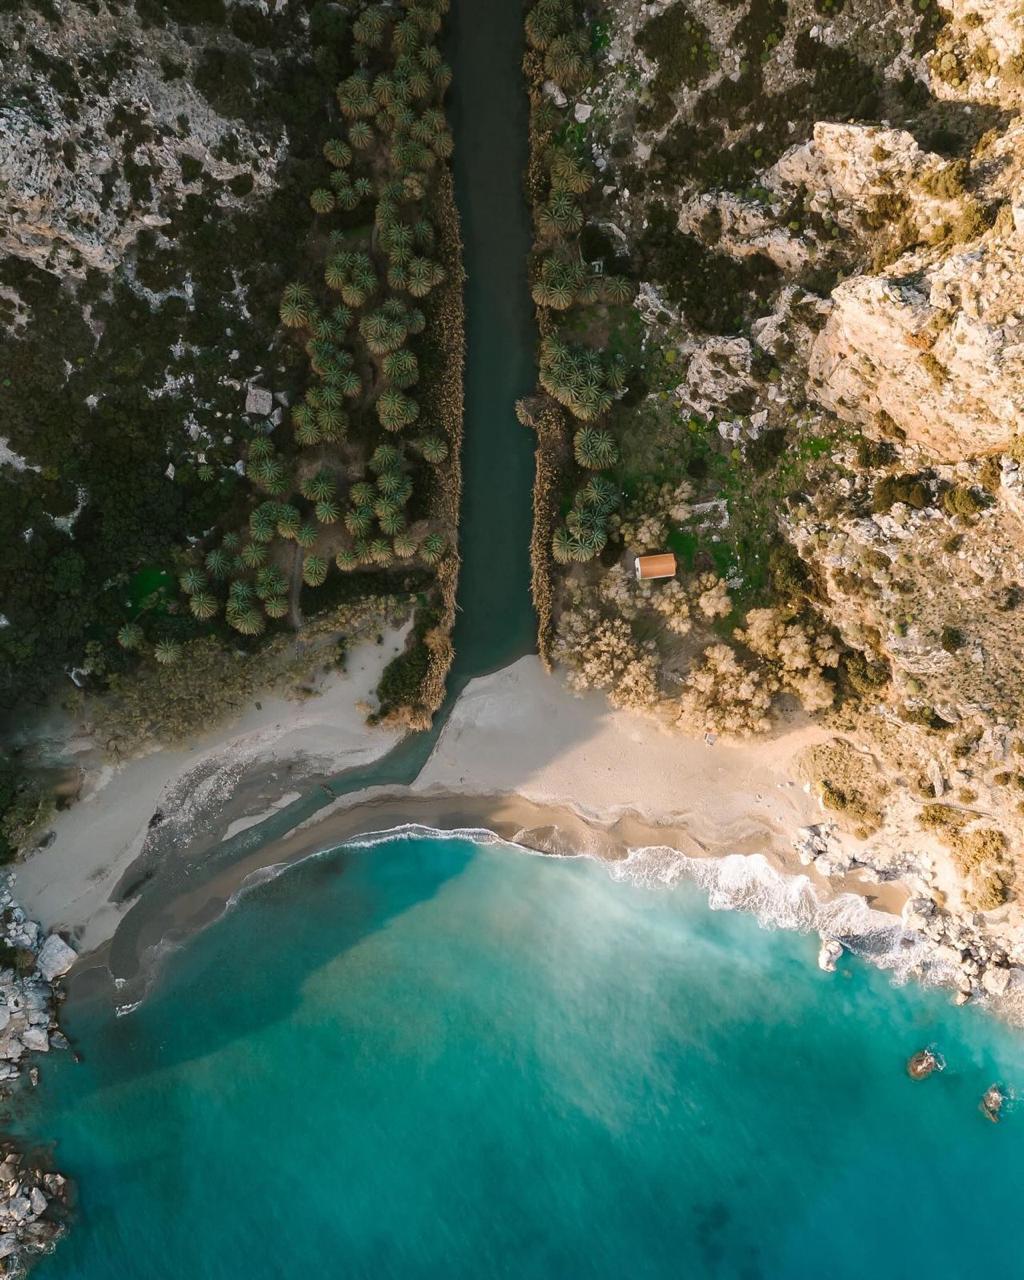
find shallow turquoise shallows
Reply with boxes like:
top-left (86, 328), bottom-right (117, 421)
top-left (18, 833), bottom-right (1024, 1279)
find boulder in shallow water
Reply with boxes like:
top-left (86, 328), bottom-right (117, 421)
top-left (907, 1049), bottom-right (941, 1079)
top-left (981, 965), bottom-right (1013, 997)
top-left (817, 939), bottom-right (843, 972)
top-left (981, 1085), bottom-right (1005, 1122)
top-left (20, 1028), bottom-right (48, 1054)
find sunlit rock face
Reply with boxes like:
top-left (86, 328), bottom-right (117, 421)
top-left (809, 228), bottom-right (1024, 460)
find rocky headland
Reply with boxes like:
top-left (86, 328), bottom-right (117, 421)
top-left (0, 878), bottom-right (76, 1278)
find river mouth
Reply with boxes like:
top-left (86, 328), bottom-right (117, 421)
top-left (95, 0), bottom-right (540, 990)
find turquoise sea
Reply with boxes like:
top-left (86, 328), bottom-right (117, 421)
top-left (17, 832), bottom-right (1024, 1279)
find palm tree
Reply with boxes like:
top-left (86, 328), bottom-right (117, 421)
top-left (603, 275), bottom-right (633, 304)
top-left (580, 475), bottom-right (620, 515)
top-left (573, 427), bottom-right (618, 470)
top-left (335, 547), bottom-right (359, 572)
top-left (393, 530), bottom-right (419, 558)
top-left (279, 283), bottom-right (315, 330)
top-left (240, 542), bottom-right (267, 570)
top-left (368, 539), bottom-right (394, 566)
top-left (406, 256), bottom-right (444, 298)
top-left (337, 72), bottom-right (374, 118)
top-left (551, 526), bottom-right (576, 564)
top-left (378, 507), bottom-right (406, 536)
top-left (345, 507), bottom-right (374, 538)
top-left (350, 480), bottom-right (377, 506)
top-left (578, 524), bottom-right (607, 558)
top-left (328, 304), bottom-right (354, 333)
top-left (333, 368), bottom-right (362, 399)
top-left (545, 34), bottom-right (588, 86)
top-left (302, 554), bottom-right (329, 587)
top-left (377, 389), bottom-right (419, 431)
top-left (407, 68), bottom-right (431, 100)
top-left (550, 148), bottom-right (592, 194)
top-left (301, 470), bottom-right (337, 503)
top-left (255, 566), bottom-right (287, 599)
top-left (382, 348), bottom-right (419, 387)
top-left (179, 567), bottom-right (207, 595)
top-left (250, 503), bottom-right (279, 544)
top-left (294, 418), bottom-right (322, 448)
top-left (373, 74), bottom-right (397, 107)
top-left (417, 434), bottom-right (448, 464)
top-left (540, 191), bottom-right (584, 236)
top-left (189, 591), bottom-right (219, 621)
top-left (228, 606), bottom-right (265, 637)
top-left (315, 499), bottom-right (341, 525)
top-left (526, 0), bottom-right (564, 49)
top-left (324, 256), bottom-right (349, 292)
top-left (605, 355), bottom-right (627, 391)
top-left (418, 44), bottom-right (442, 71)
top-left (228, 579), bottom-right (255, 607)
top-left (420, 532), bottom-right (446, 565)
top-left (264, 596), bottom-right (289, 620)
top-left (348, 121), bottom-right (374, 150)
top-left (323, 138), bottom-right (352, 169)
top-left (154, 639), bottom-right (182, 665)
top-left (249, 457), bottom-right (286, 492)
top-left (205, 548), bottom-right (231, 578)
top-left (296, 523), bottom-right (318, 549)
top-left (412, 217), bottom-right (435, 249)
top-left (376, 469), bottom-right (404, 499)
top-left (316, 406), bottom-right (347, 441)
top-left (310, 188), bottom-right (336, 215)
top-left (369, 443), bottom-right (402, 473)
top-left (360, 311), bottom-right (406, 355)
top-left (117, 622), bottom-right (144, 650)
top-left (248, 436), bottom-right (275, 463)
top-left (353, 4), bottom-right (387, 46)
top-left (276, 505), bottom-right (302, 539)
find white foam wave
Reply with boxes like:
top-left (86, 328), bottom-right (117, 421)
top-left (609, 844), bottom-right (931, 982)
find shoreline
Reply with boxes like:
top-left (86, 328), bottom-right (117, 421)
top-left (37, 653), bottom-right (922, 1010)
top-left (14, 623), bottom-right (412, 957)
top-left (20, 656), bottom-right (1024, 1024)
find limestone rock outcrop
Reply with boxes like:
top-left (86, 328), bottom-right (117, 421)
top-left (808, 230), bottom-right (1024, 459)
top-left (0, 4), bottom-right (284, 276)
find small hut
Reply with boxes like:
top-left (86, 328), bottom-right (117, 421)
top-left (634, 553), bottom-right (677, 581)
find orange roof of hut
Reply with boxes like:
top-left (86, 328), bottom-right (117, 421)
top-left (634, 553), bottom-right (677, 581)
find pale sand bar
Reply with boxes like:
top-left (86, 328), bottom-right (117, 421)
top-left (14, 624), bottom-right (411, 953)
top-left (16, 653), bottom-right (903, 970)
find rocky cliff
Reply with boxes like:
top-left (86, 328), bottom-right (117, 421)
top-left (542, 0), bottom-right (1024, 1011)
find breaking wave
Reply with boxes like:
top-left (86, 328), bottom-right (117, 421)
top-left (609, 844), bottom-right (932, 983)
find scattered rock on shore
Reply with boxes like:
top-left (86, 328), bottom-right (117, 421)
top-left (0, 876), bottom-right (76, 1273)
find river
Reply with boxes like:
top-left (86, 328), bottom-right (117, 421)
top-left (102, 0), bottom-right (539, 984)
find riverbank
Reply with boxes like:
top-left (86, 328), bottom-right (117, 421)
top-left (13, 623), bottom-right (411, 957)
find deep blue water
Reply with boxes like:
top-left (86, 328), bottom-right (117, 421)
top-left (17, 833), bottom-right (1024, 1279)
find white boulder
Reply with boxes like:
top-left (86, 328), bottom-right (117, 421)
top-left (36, 935), bottom-right (76, 983)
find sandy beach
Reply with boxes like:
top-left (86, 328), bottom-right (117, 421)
top-left (13, 647), bottom-right (918, 997)
top-left (14, 621), bottom-right (412, 955)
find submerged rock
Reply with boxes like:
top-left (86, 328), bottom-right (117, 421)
top-left (907, 1049), bottom-right (942, 1079)
top-left (980, 1084), bottom-right (1005, 1123)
